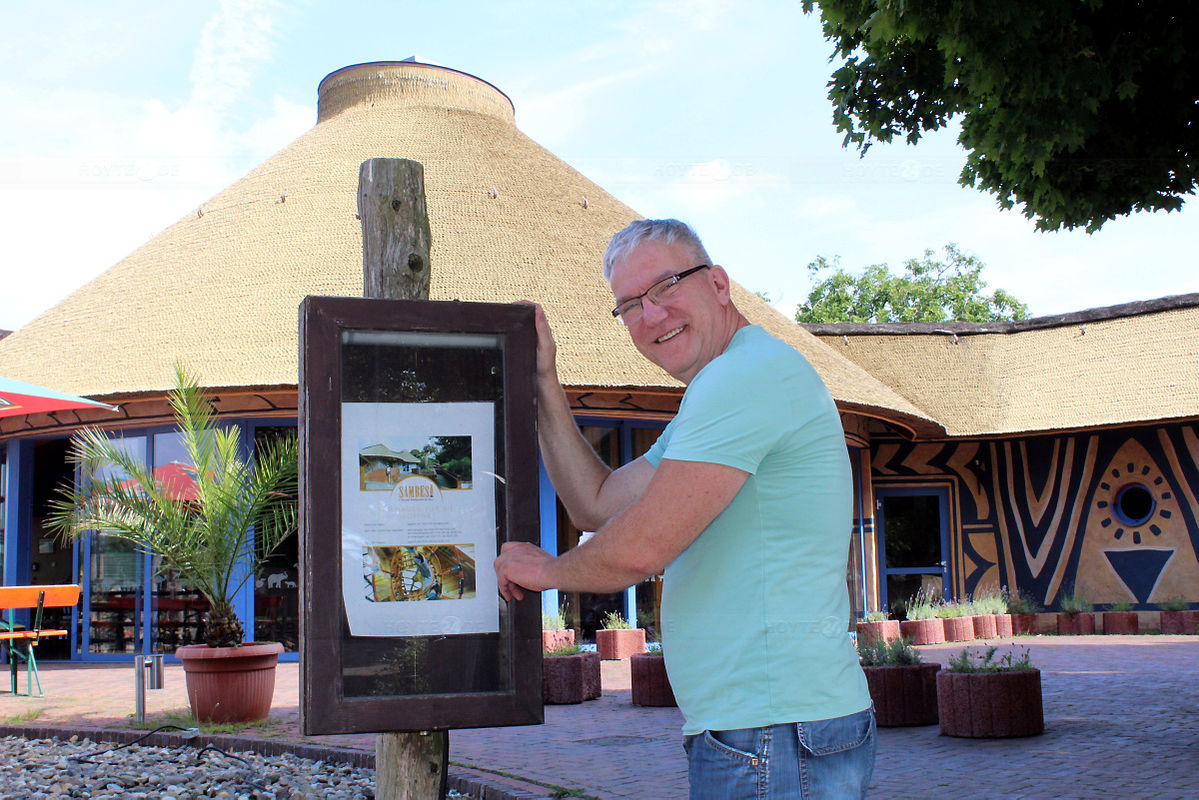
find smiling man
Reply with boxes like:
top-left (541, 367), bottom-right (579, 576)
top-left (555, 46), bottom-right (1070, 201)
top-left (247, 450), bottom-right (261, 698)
top-left (495, 219), bottom-right (875, 799)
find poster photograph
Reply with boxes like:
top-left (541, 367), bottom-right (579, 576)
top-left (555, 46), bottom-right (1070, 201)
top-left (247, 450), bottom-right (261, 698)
top-left (341, 401), bottom-right (499, 637)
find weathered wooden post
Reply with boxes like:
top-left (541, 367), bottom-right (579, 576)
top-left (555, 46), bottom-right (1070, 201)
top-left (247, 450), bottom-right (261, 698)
top-left (358, 156), bottom-right (445, 799)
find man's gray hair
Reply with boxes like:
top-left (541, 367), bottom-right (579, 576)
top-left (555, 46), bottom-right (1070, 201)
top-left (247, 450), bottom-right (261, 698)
top-left (602, 219), bottom-right (712, 282)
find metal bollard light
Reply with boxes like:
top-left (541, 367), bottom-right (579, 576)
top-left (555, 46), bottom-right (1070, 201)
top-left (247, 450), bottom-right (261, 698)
top-left (134, 654), bottom-right (166, 725)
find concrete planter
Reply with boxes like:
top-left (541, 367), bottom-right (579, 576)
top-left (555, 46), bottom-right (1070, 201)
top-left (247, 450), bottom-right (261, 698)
top-left (863, 663), bottom-right (940, 727)
top-left (596, 628), bottom-right (646, 660)
top-left (993, 613), bottom-right (1014, 638)
top-left (1011, 613), bottom-right (1039, 635)
top-left (900, 618), bottom-right (945, 645)
top-left (1057, 612), bottom-right (1096, 635)
top-left (630, 653), bottom-right (676, 707)
top-left (972, 614), bottom-right (999, 639)
top-left (541, 629), bottom-right (576, 652)
top-left (856, 619), bottom-right (901, 647)
top-left (942, 616), bottom-right (976, 642)
top-left (1101, 611), bottom-right (1139, 635)
top-left (937, 669), bottom-right (1044, 738)
top-left (543, 653), bottom-right (587, 704)
top-left (1160, 610), bottom-right (1199, 634)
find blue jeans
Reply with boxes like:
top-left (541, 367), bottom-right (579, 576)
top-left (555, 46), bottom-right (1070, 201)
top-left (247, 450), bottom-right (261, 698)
top-left (683, 706), bottom-right (876, 799)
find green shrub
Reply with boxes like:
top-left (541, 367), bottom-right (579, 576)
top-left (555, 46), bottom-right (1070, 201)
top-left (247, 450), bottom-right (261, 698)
top-left (948, 646), bottom-right (1034, 673)
top-left (858, 636), bottom-right (922, 666)
top-left (936, 600), bottom-right (971, 619)
top-left (1158, 597), bottom-right (1190, 612)
top-left (1107, 600), bottom-right (1135, 613)
top-left (1005, 589), bottom-right (1041, 614)
top-left (971, 589), bottom-right (1008, 615)
top-left (544, 643), bottom-right (582, 657)
top-left (542, 609), bottom-right (567, 631)
top-left (864, 609), bottom-right (889, 622)
top-left (1059, 590), bottom-right (1094, 614)
top-left (600, 610), bottom-right (632, 630)
top-left (904, 588), bottom-right (942, 621)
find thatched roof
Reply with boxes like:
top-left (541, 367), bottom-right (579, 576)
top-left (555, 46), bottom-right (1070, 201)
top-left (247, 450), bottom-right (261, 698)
top-left (804, 294), bottom-right (1199, 437)
top-left (0, 61), bottom-right (936, 436)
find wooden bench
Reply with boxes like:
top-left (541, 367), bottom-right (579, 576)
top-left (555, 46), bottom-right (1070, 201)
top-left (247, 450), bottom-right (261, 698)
top-left (0, 584), bottom-right (81, 697)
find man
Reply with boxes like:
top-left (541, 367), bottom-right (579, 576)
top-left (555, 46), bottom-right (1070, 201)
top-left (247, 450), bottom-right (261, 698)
top-left (495, 219), bottom-right (874, 799)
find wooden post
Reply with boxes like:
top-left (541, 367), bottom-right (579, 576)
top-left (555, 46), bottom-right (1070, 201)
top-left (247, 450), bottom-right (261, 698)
top-left (358, 157), bottom-right (446, 800)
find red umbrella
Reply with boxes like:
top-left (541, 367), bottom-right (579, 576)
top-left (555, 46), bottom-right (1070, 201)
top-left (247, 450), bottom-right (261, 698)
top-left (0, 376), bottom-right (119, 419)
top-left (117, 462), bottom-right (200, 502)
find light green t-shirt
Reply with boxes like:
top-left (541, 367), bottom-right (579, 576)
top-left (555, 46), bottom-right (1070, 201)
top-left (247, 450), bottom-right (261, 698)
top-left (644, 325), bottom-right (869, 734)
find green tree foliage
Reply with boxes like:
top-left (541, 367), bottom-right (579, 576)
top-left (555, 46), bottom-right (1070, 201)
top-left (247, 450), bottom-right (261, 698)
top-left (796, 244), bottom-right (1028, 323)
top-left (802, 1), bottom-right (1198, 232)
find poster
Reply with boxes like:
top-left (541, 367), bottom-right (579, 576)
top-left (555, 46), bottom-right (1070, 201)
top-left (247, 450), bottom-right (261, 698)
top-left (341, 401), bottom-right (499, 636)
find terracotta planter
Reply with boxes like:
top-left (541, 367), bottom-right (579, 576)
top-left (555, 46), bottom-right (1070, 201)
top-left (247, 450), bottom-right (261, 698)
top-left (596, 628), bottom-right (646, 660)
top-left (899, 618), bottom-right (945, 645)
top-left (630, 653), bottom-right (676, 707)
top-left (1160, 610), bottom-right (1199, 635)
top-left (972, 614), bottom-right (998, 639)
top-left (1101, 611), bottom-right (1139, 635)
top-left (1011, 613), bottom-right (1038, 635)
top-left (993, 613), bottom-right (1014, 638)
top-left (177, 642), bottom-right (283, 723)
top-left (1057, 612), bottom-right (1095, 635)
top-left (855, 619), bottom-right (901, 647)
top-left (543, 653), bottom-right (588, 704)
top-left (937, 669), bottom-right (1044, 738)
top-left (541, 629), bottom-right (576, 653)
top-left (942, 616), bottom-right (976, 642)
top-left (863, 663), bottom-right (940, 727)
top-left (581, 650), bottom-right (601, 700)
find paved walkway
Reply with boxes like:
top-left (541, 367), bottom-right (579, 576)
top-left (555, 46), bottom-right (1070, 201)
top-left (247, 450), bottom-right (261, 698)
top-left (2, 636), bottom-right (1197, 799)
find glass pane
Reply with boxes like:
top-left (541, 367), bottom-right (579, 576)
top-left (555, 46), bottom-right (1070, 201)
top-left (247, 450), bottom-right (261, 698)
top-left (882, 495), bottom-right (942, 568)
top-left (87, 435), bottom-right (147, 654)
top-left (255, 425), bottom-right (299, 652)
top-left (888, 573), bottom-right (944, 612)
top-left (151, 562), bottom-right (209, 653)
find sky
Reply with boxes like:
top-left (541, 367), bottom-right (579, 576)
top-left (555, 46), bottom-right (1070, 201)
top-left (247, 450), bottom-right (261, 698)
top-left (2, 0), bottom-right (1195, 332)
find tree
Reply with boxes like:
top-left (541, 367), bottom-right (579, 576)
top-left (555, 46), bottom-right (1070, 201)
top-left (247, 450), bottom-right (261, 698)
top-left (802, 1), bottom-right (1198, 232)
top-left (795, 244), bottom-right (1028, 323)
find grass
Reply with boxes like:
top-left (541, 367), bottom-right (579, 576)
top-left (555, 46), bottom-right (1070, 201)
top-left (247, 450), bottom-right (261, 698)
top-left (128, 709), bottom-right (275, 734)
top-left (4, 707), bottom-right (45, 724)
top-left (948, 646), bottom-right (1034, 673)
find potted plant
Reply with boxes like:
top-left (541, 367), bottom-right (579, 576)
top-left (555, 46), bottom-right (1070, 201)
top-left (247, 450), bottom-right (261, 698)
top-left (49, 365), bottom-right (298, 723)
top-left (858, 636), bottom-right (939, 727)
top-left (855, 609), bottom-right (900, 647)
top-left (1102, 600), bottom-right (1139, 635)
top-left (1159, 597), bottom-right (1198, 635)
top-left (630, 644), bottom-right (676, 707)
top-left (1057, 590), bottom-right (1095, 635)
top-left (938, 600), bottom-right (976, 642)
top-left (595, 610), bottom-right (646, 660)
top-left (899, 588), bottom-right (945, 645)
top-left (970, 589), bottom-right (1008, 639)
top-left (542, 643), bottom-right (600, 704)
top-left (1006, 589), bottom-right (1042, 635)
top-left (937, 646), bottom-right (1044, 738)
top-left (542, 608), bottom-right (576, 652)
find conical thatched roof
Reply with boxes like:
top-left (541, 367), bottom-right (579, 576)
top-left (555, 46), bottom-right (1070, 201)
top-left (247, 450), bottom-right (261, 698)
top-left (805, 295), bottom-right (1199, 437)
top-left (0, 61), bottom-right (937, 435)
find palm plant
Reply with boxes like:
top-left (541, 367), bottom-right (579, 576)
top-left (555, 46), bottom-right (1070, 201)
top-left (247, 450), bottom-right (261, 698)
top-left (48, 365), bottom-right (298, 648)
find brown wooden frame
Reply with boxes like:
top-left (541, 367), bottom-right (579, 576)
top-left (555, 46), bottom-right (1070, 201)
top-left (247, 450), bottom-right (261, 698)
top-left (299, 296), bottom-right (541, 734)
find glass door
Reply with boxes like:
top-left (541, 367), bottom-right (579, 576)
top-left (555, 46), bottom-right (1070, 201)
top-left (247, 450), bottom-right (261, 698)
top-left (876, 487), bottom-right (950, 612)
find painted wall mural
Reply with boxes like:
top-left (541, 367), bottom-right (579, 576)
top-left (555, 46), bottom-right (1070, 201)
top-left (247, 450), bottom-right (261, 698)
top-left (871, 423), bottom-right (1199, 610)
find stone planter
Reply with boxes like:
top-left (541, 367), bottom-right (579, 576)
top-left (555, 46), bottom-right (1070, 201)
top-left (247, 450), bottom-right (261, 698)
top-left (542, 629), bottom-right (575, 652)
top-left (942, 616), bottom-right (976, 642)
top-left (1057, 612), bottom-right (1096, 635)
top-left (900, 618), bottom-right (945, 645)
top-left (937, 669), bottom-right (1044, 738)
top-left (543, 653), bottom-right (587, 704)
top-left (994, 613), bottom-right (1014, 638)
top-left (1011, 613), bottom-right (1038, 635)
top-left (1101, 611), bottom-right (1139, 635)
top-left (630, 653), bottom-right (676, 707)
top-left (863, 663), bottom-right (940, 727)
top-left (972, 614), bottom-right (998, 639)
top-left (596, 628), bottom-right (646, 660)
top-left (1160, 609), bottom-right (1199, 635)
top-left (855, 619), bottom-right (901, 647)
top-left (177, 642), bottom-right (283, 723)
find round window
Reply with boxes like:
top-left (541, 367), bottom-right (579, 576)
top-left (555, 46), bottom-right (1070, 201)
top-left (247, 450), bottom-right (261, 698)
top-left (1114, 484), bottom-right (1155, 526)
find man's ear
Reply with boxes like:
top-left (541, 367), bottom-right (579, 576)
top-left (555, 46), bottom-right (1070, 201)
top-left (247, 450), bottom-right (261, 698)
top-left (709, 264), bottom-right (733, 303)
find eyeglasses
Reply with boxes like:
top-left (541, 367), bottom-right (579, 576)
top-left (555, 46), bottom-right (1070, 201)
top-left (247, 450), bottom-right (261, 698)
top-left (611, 265), bottom-right (710, 324)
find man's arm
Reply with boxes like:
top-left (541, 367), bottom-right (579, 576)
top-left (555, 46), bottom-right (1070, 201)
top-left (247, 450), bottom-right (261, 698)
top-left (495, 457), bottom-right (749, 600)
top-left (527, 302), bottom-right (653, 530)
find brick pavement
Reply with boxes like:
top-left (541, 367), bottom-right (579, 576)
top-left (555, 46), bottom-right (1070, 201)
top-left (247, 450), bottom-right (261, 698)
top-left (1, 636), bottom-right (1197, 799)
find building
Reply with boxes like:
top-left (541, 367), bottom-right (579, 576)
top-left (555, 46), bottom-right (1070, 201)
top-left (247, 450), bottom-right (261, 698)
top-left (1, 61), bottom-right (1195, 662)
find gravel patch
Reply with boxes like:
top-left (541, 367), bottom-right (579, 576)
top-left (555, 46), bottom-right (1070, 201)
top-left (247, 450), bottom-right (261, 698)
top-left (4, 734), bottom-right (475, 799)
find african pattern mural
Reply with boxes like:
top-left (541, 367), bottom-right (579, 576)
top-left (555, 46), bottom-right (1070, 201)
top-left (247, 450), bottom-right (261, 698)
top-left (870, 422), bottom-right (1199, 610)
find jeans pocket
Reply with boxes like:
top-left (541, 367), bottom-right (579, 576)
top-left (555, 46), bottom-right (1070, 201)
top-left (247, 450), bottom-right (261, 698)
top-left (686, 728), bottom-right (767, 800)
top-left (796, 707), bottom-right (875, 756)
